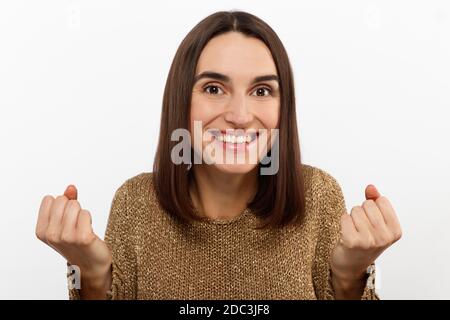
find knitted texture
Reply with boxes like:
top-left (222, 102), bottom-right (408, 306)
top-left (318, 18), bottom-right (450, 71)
top-left (68, 164), bottom-right (379, 300)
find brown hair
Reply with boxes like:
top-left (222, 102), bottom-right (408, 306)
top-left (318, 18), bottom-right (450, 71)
top-left (153, 10), bottom-right (305, 228)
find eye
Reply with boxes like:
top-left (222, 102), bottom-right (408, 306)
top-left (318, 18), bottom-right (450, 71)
top-left (251, 86), bottom-right (272, 97)
top-left (203, 85), bottom-right (224, 95)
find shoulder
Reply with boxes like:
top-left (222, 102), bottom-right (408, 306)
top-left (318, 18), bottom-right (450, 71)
top-left (107, 172), bottom-right (161, 227)
top-left (302, 164), bottom-right (342, 192)
top-left (113, 172), bottom-right (156, 203)
top-left (122, 171), bottom-right (154, 190)
top-left (301, 163), bottom-right (346, 215)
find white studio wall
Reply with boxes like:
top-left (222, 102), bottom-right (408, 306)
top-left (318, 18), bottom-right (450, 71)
top-left (0, 0), bottom-right (449, 299)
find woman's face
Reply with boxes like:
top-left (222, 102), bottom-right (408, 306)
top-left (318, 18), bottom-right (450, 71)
top-left (189, 31), bottom-right (280, 175)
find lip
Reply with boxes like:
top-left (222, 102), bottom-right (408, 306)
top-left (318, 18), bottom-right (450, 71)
top-left (208, 130), bottom-right (259, 152)
top-left (207, 128), bottom-right (260, 136)
top-left (219, 129), bottom-right (260, 135)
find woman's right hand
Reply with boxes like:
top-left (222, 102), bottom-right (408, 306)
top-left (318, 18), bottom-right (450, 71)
top-left (35, 185), bottom-right (112, 298)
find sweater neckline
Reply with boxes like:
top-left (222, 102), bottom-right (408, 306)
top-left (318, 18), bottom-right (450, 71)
top-left (194, 207), bottom-right (252, 225)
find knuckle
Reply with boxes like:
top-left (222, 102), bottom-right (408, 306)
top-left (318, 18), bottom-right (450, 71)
top-left (361, 236), bottom-right (375, 250)
top-left (387, 232), bottom-right (397, 244)
top-left (376, 196), bottom-right (388, 206)
top-left (375, 235), bottom-right (390, 248)
top-left (362, 199), bottom-right (374, 208)
top-left (42, 195), bottom-right (54, 203)
top-left (384, 233), bottom-right (395, 245)
top-left (45, 230), bottom-right (60, 244)
top-left (350, 206), bottom-right (362, 215)
top-left (346, 238), bottom-right (358, 249)
top-left (77, 233), bottom-right (93, 247)
top-left (394, 228), bottom-right (403, 241)
top-left (373, 241), bottom-right (384, 249)
top-left (35, 228), bottom-right (45, 241)
top-left (343, 235), bottom-right (360, 249)
top-left (369, 236), bottom-right (377, 247)
top-left (55, 195), bottom-right (68, 204)
top-left (60, 231), bottom-right (75, 244)
top-left (66, 199), bottom-right (80, 210)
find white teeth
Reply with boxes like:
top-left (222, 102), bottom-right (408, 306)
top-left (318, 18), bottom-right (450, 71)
top-left (214, 133), bottom-right (257, 144)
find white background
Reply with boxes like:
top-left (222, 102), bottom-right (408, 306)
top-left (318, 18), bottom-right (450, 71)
top-left (0, 0), bottom-right (449, 299)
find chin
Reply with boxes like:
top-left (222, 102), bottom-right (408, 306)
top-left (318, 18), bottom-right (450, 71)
top-left (210, 162), bottom-right (259, 175)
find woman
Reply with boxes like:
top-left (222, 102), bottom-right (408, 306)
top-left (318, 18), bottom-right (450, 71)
top-left (35, 10), bottom-right (402, 300)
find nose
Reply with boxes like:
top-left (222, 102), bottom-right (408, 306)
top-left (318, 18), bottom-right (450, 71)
top-left (224, 95), bottom-right (254, 127)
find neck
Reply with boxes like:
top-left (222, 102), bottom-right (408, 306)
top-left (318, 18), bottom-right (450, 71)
top-left (189, 165), bottom-right (258, 221)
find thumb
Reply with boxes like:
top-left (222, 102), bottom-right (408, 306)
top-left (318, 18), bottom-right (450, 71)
top-left (64, 184), bottom-right (78, 200)
top-left (365, 184), bottom-right (381, 201)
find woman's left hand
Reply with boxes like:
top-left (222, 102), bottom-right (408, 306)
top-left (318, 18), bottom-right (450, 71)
top-left (330, 185), bottom-right (402, 284)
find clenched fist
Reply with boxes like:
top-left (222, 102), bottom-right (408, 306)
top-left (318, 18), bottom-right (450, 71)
top-left (35, 185), bottom-right (112, 297)
top-left (331, 185), bottom-right (402, 286)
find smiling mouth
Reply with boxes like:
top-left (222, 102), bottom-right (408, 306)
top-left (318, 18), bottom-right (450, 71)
top-left (207, 129), bottom-right (259, 144)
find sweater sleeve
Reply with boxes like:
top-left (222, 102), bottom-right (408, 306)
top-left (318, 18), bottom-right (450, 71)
top-left (311, 169), bottom-right (379, 300)
top-left (67, 180), bottom-right (138, 300)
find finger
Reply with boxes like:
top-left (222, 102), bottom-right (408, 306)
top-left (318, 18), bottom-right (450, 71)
top-left (36, 195), bottom-right (54, 240)
top-left (64, 185), bottom-right (78, 201)
top-left (362, 199), bottom-right (388, 229)
top-left (340, 213), bottom-right (358, 244)
top-left (61, 200), bottom-right (81, 240)
top-left (350, 205), bottom-right (373, 235)
top-left (365, 184), bottom-right (381, 201)
top-left (76, 209), bottom-right (94, 244)
top-left (46, 195), bottom-right (68, 243)
top-left (375, 196), bottom-right (402, 237)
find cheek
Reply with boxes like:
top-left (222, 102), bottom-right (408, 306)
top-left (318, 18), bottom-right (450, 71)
top-left (189, 94), bottom-right (222, 129)
top-left (253, 104), bottom-right (280, 129)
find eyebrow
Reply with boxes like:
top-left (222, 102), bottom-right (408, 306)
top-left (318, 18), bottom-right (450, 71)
top-left (193, 71), bottom-right (279, 85)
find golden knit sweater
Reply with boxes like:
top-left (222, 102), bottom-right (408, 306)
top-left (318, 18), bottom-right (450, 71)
top-left (68, 164), bottom-right (378, 300)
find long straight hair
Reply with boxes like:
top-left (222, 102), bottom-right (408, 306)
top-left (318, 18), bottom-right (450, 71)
top-left (153, 10), bottom-right (305, 228)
